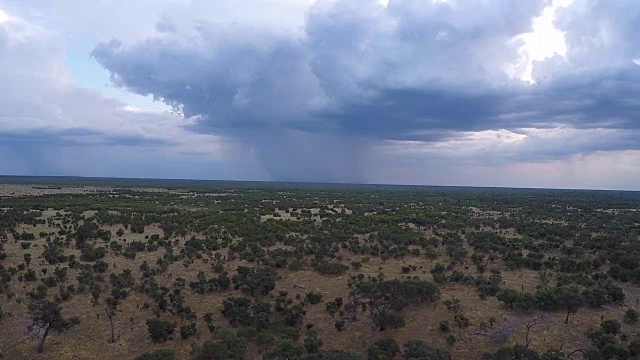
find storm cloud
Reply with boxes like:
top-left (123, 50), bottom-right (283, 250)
top-left (2, 0), bottom-right (640, 187)
top-left (92, 1), bottom-right (640, 142)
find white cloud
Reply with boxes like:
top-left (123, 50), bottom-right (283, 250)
top-left (0, 7), bottom-right (228, 158)
top-left (504, 0), bottom-right (572, 83)
top-left (0, 7), bottom-right (9, 23)
top-left (380, 127), bottom-right (640, 165)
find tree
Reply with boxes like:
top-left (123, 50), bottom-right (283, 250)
top-left (403, 340), bottom-right (450, 360)
top-left (304, 328), bottom-right (323, 354)
top-left (192, 329), bottom-right (246, 360)
top-left (600, 319), bottom-right (621, 335)
top-left (556, 288), bottom-right (585, 324)
top-left (253, 301), bottom-right (272, 331)
top-left (134, 349), bottom-right (176, 360)
top-left (496, 289), bottom-right (521, 308)
top-left (75, 222), bottom-right (98, 248)
top-left (221, 297), bottom-right (252, 326)
top-left (324, 350), bottom-right (364, 360)
top-left (522, 314), bottom-right (547, 348)
top-left (306, 291), bottom-right (324, 304)
top-left (373, 311), bottom-right (405, 331)
top-left (624, 308), bottom-right (640, 324)
top-left (23, 253), bottom-right (32, 266)
top-left (105, 297), bottom-right (118, 343)
top-left (180, 323), bottom-right (197, 339)
top-left (350, 279), bottom-right (440, 330)
top-left (263, 340), bottom-right (306, 360)
top-left (368, 336), bottom-right (400, 360)
top-left (146, 318), bottom-right (176, 344)
top-left (232, 266), bottom-right (277, 296)
top-left (481, 345), bottom-right (541, 360)
top-left (27, 300), bottom-right (80, 353)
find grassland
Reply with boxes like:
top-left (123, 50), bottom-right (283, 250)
top-left (1, 177), bottom-right (639, 359)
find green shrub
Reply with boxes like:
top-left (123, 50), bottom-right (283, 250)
top-left (445, 334), bottom-right (456, 346)
top-left (146, 318), bottom-right (176, 344)
top-left (600, 319), bottom-right (621, 335)
top-left (180, 323), bottom-right (197, 340)
top-left (439, 320), bottom-right (450, 332)
top-left (624, 308), bottom-right (640, 324)
top-left (367, 336), bottom-right (399, 360)
top-left (134, 349), bottom-right (175, 360)
top-left (192, 329), bottom-right (246, 360)
top-left (305, 291), bottom-right (324, 305)
top-left (403, 340), bottom-right (450, 360)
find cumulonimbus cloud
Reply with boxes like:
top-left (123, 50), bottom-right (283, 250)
top-left (88, 0), bottom-right (640, 182)
top-left (92, 0), bottom-right (640, 137)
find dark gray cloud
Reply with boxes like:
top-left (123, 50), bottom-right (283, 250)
top-left (5, 0), bottom-right (640, 185)
top-left (92, 0), bottom-right (639, 141)
top-left (89, 0), bottom-right (640, 182)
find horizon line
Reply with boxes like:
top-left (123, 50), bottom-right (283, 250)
top-left (0, 174), bottom-right (637, 193)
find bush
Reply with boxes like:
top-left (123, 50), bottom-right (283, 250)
top-left (110, 241), bottom-right (122, 251)
top-left (481, 345), bottom-right (542, 360)
top-left (454, 313), bottom-right (471, 328)
top-left (306, 291), bottom-right (324, 305)
top-left (313, 261), bottom-right (349, 276)
top-left (192, 329), bottom-right (246, 360)
top-left (131, 224), bottom-right (145, 234)
top-left (445, 335), bottom-right (456, 346)
top-left (221, 297), bottom-right (252, 326)
top-left (257, 331), bottom-right (276, 349)
top-left (403, 340), bottom-right (450, 360)
top-left (134, 349), bottom-right (175, 360)
top-left (129, 241), bottom-right (147, 252)
top-left (373, 310), bottom-right (405, 331)
top-left (236, 327), bottom-right (257, 339)
top-left (304, 328), bottom-right (323, 354)
top-left (263, 340), bottom-right (306, 360)
top-left (325, 350), bottom-right (364, 360)
top-left (146, 318), bottom-right (176, 343)
top-left (625, 308), bottom-right (640, 324)
top-left (80, 246), bottom-right (107, 262)
top-left (368, 336), bottom-right (400, 360)
top-left (23, 269), bottom-right (37, 282)
top-left (335, 320), bottom-right (346, 331)
top-left (93, 260), bottom-right (109, 273)
top-left (203, 312), bottom-right (216, 333)
top-left (600, 319), bottom-right (621, 335)
top-left (326, 298), bottom-right (343, 317)
top-left (180, 323), bottom-right (197, 339)
top-left (232, 266), bottom-right (277, 296)
top-left (439, 320), bottom-right (450, 333)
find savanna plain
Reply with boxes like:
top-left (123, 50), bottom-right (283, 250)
top-left (1, 177), bottom-right (639, 360)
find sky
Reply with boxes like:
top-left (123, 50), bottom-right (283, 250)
top-left (0, 0), bottom-right (639, 190)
